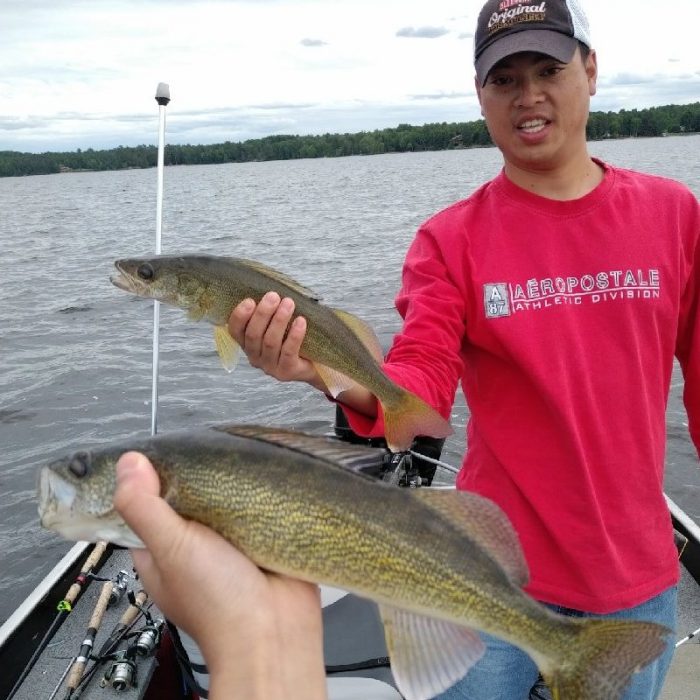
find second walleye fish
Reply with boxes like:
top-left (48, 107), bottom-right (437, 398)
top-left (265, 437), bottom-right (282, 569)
top-left (111, 254), bottom-right (451, 451)
top-left (38, 425), bottom-right (669, 700)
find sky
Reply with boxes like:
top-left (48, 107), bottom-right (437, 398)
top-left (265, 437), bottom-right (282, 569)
top-left (1, 0), bottom-right (699, 154)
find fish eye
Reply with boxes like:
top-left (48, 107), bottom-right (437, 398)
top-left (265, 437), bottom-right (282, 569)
top-left (137, 263), bottom-right (155, 281)
top-left (68, 452), bottom-right (90, 479)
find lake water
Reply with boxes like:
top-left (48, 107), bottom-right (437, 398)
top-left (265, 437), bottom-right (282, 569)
top-left (1, 136), bottom-right (699, 626)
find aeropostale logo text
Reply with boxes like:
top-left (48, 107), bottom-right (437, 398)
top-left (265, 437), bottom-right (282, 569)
top-left (484, 268), bottom-right (661, 318)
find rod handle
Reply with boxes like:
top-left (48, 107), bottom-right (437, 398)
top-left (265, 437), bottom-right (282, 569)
top-left (64, 582), bottom-right (113, 692)
top-left (64, 541), bottom-right (108, 605)
top-left (120, 590), bottom-right (149, 626)
top-left (81, 541), bottom-right (108, 574)
top-left (88, 581), bottom-right (114, 629)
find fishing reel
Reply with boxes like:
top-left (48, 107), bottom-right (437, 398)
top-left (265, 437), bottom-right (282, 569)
top-left (101, 649), bottom-right (138, 692)
top-left (381, 451), bottom-right (424, 488)
top-left (135, 619), bottom-right (164, 657)
top-left (334, 404), bottom-right (446, 487)
top-left (99, 618), bottom-right (163, 690)
top-left (84, 569), bottom-right (132, 608)
top-left (128, 595), bottom-right (164, 657)
top-left (109, 570), bottom-right (131, 607)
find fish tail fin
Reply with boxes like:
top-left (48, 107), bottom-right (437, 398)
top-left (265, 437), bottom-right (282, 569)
top-left (382, 391), bottom-right (452, 453)
top-left (545, 618), bottom-right (670, 700)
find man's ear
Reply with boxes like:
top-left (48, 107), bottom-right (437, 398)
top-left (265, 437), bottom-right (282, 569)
top-left (475, 75), bottom-right (484, 116)
top-left (586, 49), bottom-right (598, 97)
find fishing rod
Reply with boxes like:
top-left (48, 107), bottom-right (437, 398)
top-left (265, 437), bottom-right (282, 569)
top-left (47, 576), bottom-right (138, 700)
top-left (62, 589), bottom-right (150, 698)
top-left (151, 82), bottom-right (171, 436)
top-left (96, 593), bottom-right (164, 694)
top-left (97, 589), bottom-right (149, 657)
top-left (676, 625), bottom-right (700, 648)
top-left (62, 580), bottom-right (113, 699)
top-left (408, 449), bottom-right (460, 475)
top-left (47, 662), bottom-right (74, 700)
top-left (6, 541), bottom-right (108, 700)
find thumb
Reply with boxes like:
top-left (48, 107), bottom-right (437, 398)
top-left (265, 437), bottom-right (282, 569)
top-left (113, 451), bottom-right (182, 556)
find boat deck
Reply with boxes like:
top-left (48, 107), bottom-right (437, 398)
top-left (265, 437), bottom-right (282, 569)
top-left (11, 549), bottom-right (160, 700)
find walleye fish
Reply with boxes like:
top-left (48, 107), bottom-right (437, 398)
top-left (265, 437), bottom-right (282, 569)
top-left (38, 425), bottom-right (669, 700)
top-left (110, 254), bottom-right (450, 452)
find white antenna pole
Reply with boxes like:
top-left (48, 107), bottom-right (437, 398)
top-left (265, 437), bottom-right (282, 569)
top-left (152, 82), bottom-right (170, 436)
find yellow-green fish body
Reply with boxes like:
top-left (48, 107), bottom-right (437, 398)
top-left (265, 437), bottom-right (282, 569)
top-left (38, 425), bottom-right (669, 700)
top-left (111, 255), bottom-right (451, 451)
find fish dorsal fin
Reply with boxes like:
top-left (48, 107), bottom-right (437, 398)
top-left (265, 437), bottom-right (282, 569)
top-left (213, 325), bottom-right (240, 372)
top-left (313, 363), bottom-right (355, 399)
top-left (239, 259), bottom-right (321, 300)
top-left (212, 424), bottom-right (385, 475)
top-left (379, 604), bottom-right (484, 700)
top-left (332, 308), bottom-right (384, 362)
top-left (412, 489), bottom-right (529, 586)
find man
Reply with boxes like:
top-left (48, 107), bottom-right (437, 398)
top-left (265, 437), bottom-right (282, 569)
top-left (131, 1), bottom-right (699, 698)
top-left (228, 1), bottom-right (699, 697)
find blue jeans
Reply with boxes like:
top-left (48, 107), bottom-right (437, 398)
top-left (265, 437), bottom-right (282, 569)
top-left (433, 586), bottom-right (677, 700)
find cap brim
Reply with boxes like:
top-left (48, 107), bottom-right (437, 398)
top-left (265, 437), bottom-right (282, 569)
top-left (475, 30), bottom-right (578, 85)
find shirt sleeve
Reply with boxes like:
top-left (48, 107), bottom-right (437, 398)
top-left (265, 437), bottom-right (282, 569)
top-left (339, 219), bottom-right (467, 439)
top-left (675, 191), bottom-right (700, 456)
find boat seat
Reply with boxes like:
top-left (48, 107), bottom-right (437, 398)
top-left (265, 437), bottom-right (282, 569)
top-left (173, 586), bottom-right (402, 699)
top-left (327, 676), bottom-right (403, 700)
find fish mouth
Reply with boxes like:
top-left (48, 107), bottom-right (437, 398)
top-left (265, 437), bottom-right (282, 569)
top-left (110, 272), bottom-right (131, 292)
top-left (110, 261), bottom-right (144, 295)
top-left (37, 467), bottom-right (144, 548)
top-left (37, 467), bottom-right (76, 526)
top-left (110, 261), bottom-right (131, 291)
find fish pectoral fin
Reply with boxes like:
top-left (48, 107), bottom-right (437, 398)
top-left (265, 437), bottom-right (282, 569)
top-left (314, 362), bottom-right (355, 398)
top-left (213, 325), bottom-right (241, 373)
top-left (187, 289), bottom-right (215, 321)
top-left (412, 489), bottom-right (529, 587)
top-left (379, 604), bottom-right (484, 700)
top-left (187, 306), bottom-right (206, 321)
top-left (331, 308), bottom-right (383, 362)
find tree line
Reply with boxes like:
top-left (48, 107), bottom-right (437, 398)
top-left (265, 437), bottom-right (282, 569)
top-left (1, 102), bottom-right (699, 178)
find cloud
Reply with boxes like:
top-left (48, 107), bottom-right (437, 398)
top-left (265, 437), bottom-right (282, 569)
top-left (602, 73), bottom-right (656, 87)
top-left (2, 1), bottom-right (698, 154)
top-left (409, 91), bottom-right (473, 101)
top-left (594, 73), bottom-right (700, 113)
top-left (248, 102), bottom-right (317, 111)
top-left (300, 38), bottom-right (328, 47)
top-left (396, 26), bottom-right (449, 39)
top-left (0, 115), bottom-right (50, 132)
top-left (0, 95), bottom-right (485, 153)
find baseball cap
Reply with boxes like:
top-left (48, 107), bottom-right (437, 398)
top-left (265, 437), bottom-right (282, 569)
top-left (474, 0), bottom-right (592, 85)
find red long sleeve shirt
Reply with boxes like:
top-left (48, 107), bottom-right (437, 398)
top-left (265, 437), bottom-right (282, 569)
top-left (342, 161), bottom-right (700, 612)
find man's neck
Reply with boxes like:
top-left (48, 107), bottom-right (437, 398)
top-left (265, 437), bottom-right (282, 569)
top-left (503, 155), bottom-right (605, 201)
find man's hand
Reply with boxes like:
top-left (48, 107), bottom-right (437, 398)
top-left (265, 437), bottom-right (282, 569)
top-left (227, 291), bottom-right (327, 390)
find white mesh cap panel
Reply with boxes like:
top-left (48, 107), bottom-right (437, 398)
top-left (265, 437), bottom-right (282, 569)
top-left (566, 0), bottom-right (592, 46)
